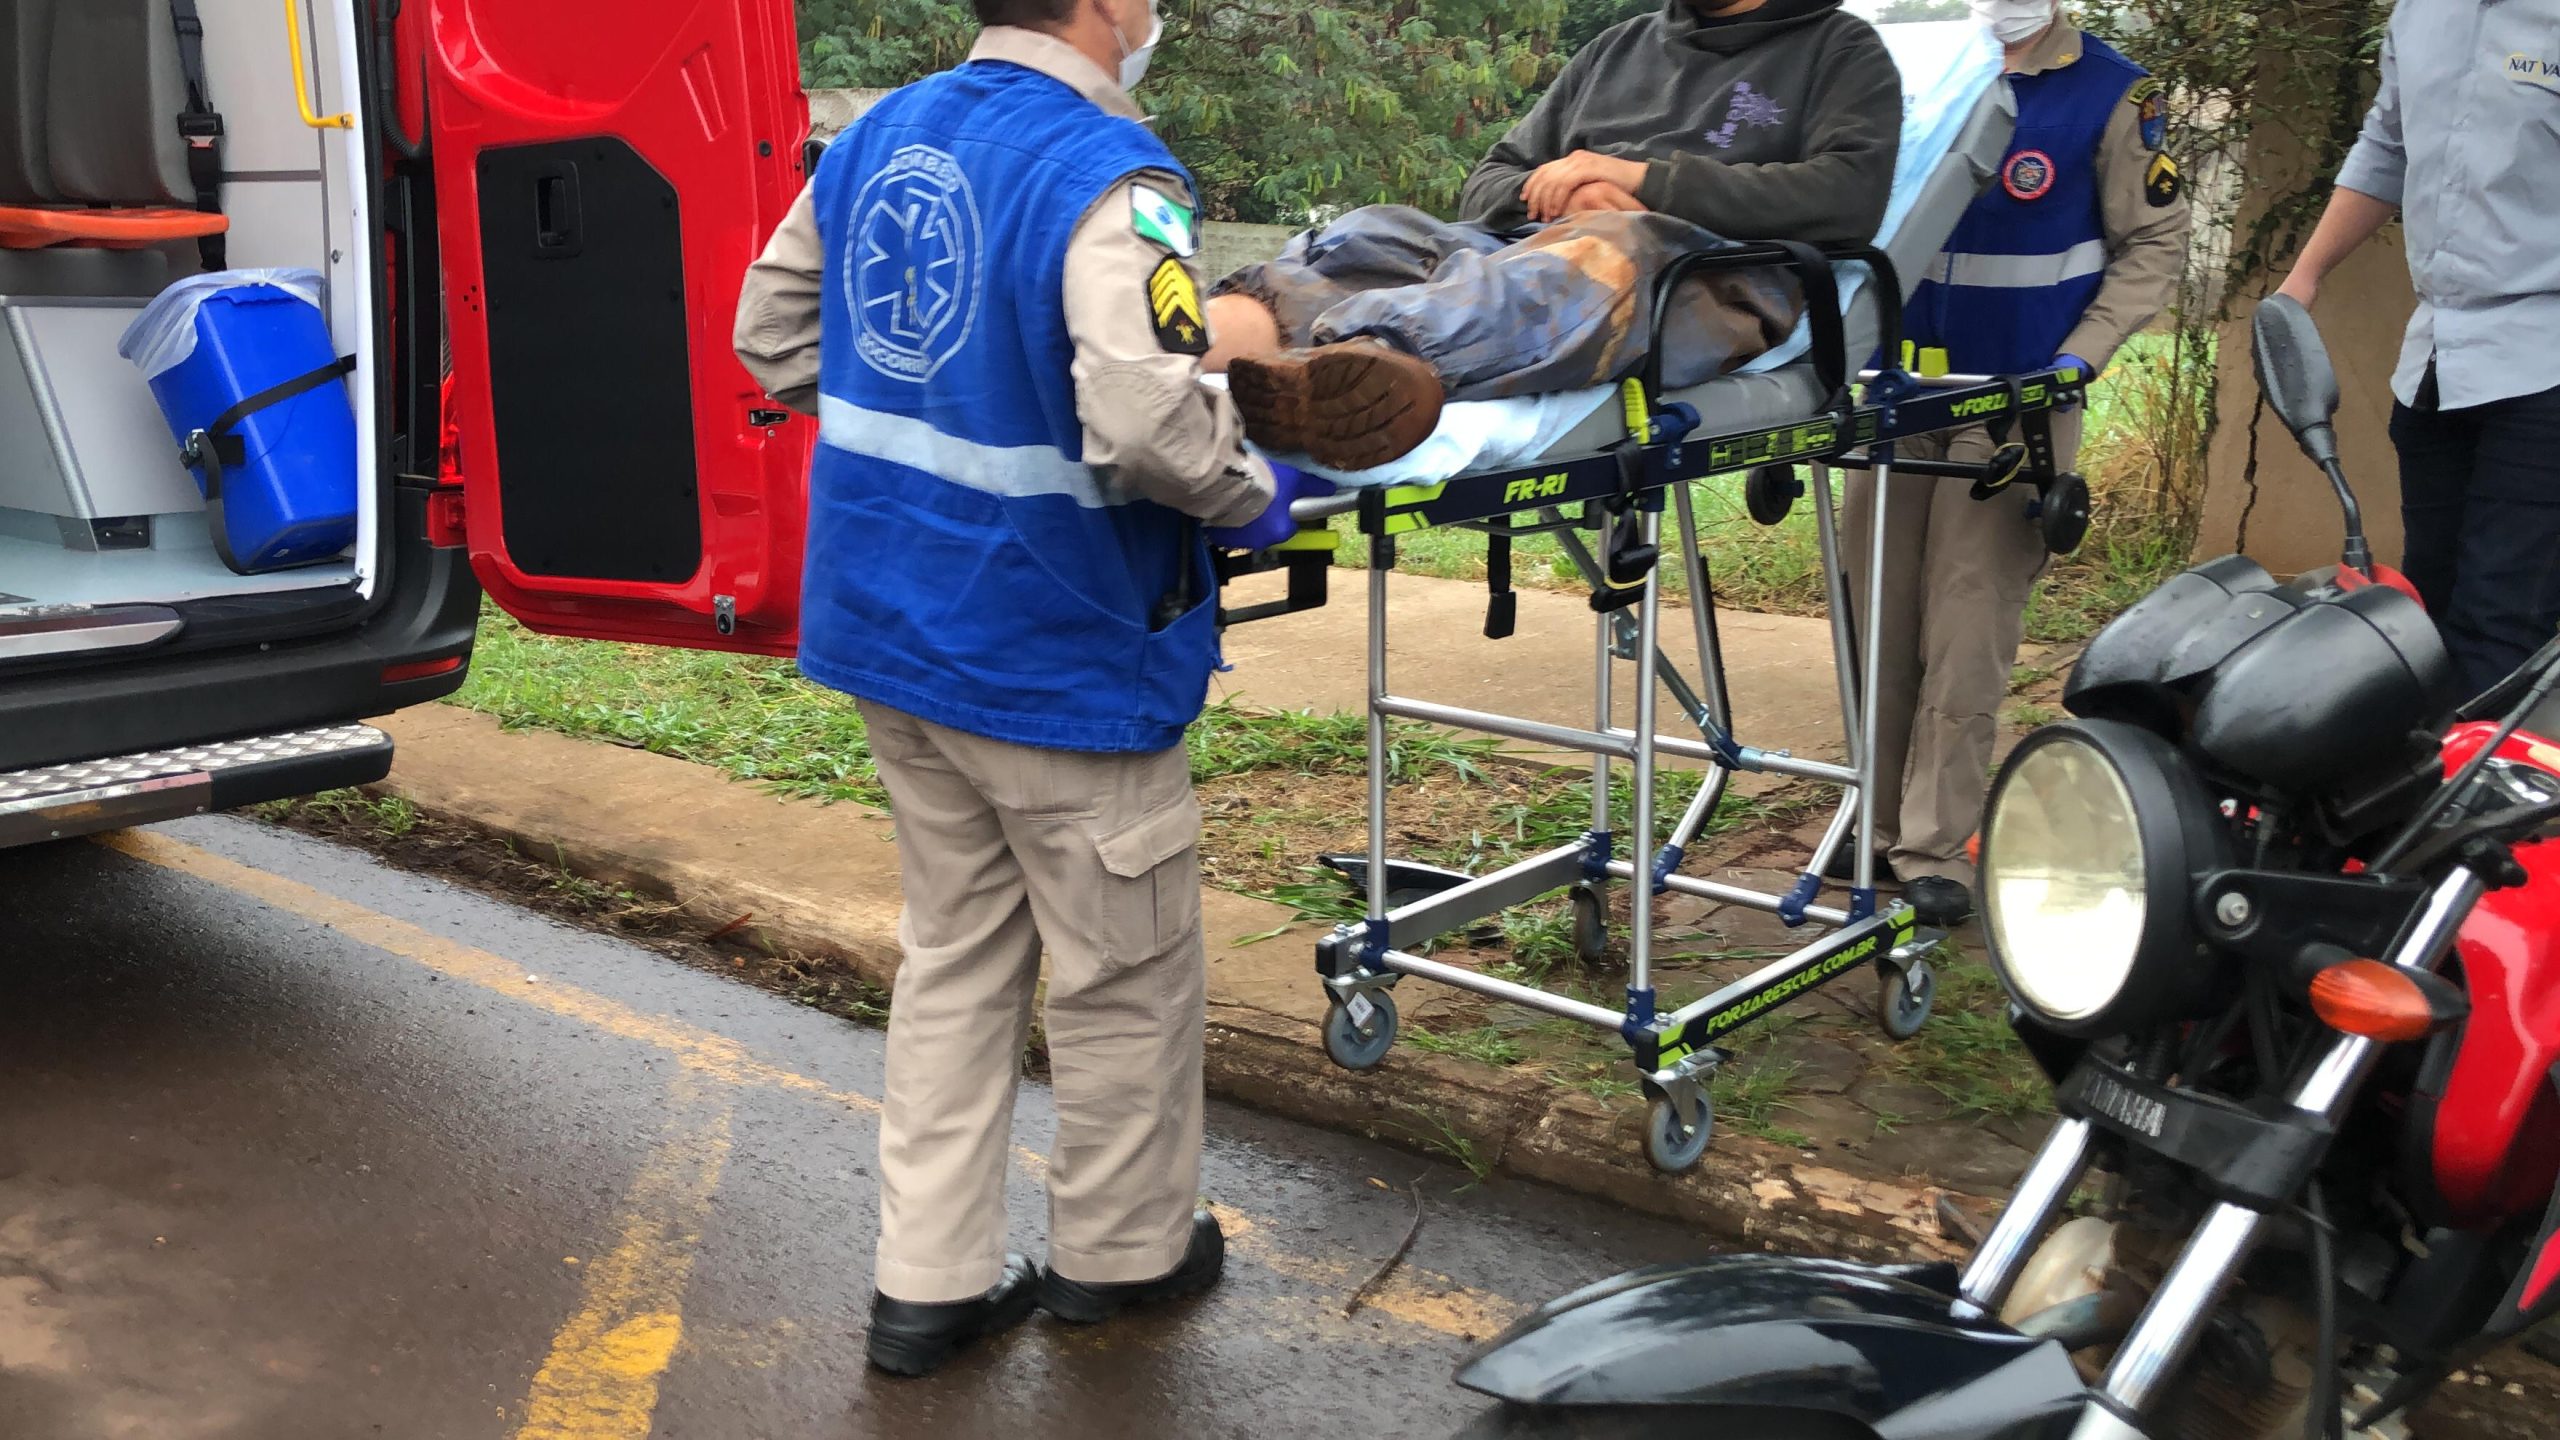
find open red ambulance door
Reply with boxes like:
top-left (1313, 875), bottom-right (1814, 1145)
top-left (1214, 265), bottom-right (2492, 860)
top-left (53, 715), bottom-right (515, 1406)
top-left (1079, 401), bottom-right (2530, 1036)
top-left (423, 0), bottom-right (811, 655)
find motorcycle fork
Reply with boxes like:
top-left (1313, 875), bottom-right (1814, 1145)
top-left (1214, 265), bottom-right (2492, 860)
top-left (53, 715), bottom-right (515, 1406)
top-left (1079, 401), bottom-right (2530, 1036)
top-left (1954, 868), bottom-right (2486, 1436)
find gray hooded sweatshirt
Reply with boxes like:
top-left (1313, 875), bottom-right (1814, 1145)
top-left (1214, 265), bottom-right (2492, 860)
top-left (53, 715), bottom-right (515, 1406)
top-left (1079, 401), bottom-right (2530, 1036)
top-left (1460, 0), bottom-right (1902, 246)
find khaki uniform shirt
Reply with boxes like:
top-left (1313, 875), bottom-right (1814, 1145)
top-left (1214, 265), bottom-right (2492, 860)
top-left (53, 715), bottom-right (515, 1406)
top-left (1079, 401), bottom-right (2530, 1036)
top-left (2013, 20), bottom-right (2192, 372)
top-left (732, 28), bottom-right (1273, 528)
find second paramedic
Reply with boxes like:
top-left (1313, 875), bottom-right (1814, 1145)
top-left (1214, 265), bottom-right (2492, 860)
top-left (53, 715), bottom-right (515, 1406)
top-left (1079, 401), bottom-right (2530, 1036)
top-left (1844, 0), bottom-right (2189, 927)
top-left (732, 0), bottom-right (1286, 1379)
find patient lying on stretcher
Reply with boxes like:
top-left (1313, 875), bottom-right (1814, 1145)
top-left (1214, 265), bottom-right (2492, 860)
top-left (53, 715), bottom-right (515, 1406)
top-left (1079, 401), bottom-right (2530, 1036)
top-left (1203, 0), bottom-right (1902, 471)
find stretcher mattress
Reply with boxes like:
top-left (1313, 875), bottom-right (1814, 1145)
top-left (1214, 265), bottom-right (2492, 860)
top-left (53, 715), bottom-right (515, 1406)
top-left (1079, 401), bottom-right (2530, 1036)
top-left (1265, 22), bottom-right (2012, 488)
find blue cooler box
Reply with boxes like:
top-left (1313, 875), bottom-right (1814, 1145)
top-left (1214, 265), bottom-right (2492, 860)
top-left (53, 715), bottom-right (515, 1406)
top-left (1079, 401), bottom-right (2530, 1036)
top-left (119, 271), bottom-right (357, 573)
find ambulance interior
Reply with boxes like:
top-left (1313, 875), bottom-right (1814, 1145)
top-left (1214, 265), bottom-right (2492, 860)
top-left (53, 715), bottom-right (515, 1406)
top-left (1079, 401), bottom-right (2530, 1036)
top-left (0, 0), bottom-right (378, 622)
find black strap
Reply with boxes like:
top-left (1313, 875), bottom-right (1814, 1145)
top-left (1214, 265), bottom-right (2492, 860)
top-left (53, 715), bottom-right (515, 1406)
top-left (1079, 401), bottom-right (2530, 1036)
top-left (170, 0), bottom-right (227, 271)
top-left (1483, 530), bottom-right (1516, 640)
top-left (179, 355), bottom-right (356, 575)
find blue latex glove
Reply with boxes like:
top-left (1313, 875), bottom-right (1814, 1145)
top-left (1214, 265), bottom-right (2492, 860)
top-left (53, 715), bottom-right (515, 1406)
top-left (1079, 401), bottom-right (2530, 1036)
top-left (1207, 462), bottom-right (1335, 552)
top-left (2053, 353), bottom-right (2096, 383)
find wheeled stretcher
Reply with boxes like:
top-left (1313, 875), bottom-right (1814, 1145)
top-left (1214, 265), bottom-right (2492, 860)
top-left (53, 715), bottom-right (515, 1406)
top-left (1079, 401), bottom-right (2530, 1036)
top-left (1213, 24), bottom-right (2096, 1172)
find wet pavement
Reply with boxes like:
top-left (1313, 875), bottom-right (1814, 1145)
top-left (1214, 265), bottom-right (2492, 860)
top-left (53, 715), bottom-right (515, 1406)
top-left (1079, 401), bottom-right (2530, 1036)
top-left (0, 817), bottom-right (1704, 1440)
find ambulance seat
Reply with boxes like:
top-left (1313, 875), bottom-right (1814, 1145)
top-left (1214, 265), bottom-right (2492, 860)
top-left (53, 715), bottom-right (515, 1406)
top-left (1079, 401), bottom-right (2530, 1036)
top-left (0, 0), bottom-right (228, 252)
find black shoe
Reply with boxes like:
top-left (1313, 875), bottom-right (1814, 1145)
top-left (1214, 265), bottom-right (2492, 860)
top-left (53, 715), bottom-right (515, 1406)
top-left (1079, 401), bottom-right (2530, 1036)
top-left (1820, 848), bottom-right (1899, 885)
top-left (1906, 875), bottom-right (1974, 927)
top-left (865, 1254), bottom-right (1040, 1377)
top-left (1038, 1210), bottom-right (1226, 1324)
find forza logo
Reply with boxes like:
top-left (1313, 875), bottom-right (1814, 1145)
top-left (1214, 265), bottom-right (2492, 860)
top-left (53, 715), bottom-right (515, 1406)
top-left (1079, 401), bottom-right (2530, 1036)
top-left (1950, 393), bottom-right (2010, 419)
top-left (1697, 930), bottom-right (1887, 1041)
top-left (1502, 472), bottom-right (1570, 504)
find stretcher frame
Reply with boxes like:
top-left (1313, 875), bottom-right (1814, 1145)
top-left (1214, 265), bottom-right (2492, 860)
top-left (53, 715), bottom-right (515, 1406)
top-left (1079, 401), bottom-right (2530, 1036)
top-left (1220, 240), bottom-right (2089, 1173)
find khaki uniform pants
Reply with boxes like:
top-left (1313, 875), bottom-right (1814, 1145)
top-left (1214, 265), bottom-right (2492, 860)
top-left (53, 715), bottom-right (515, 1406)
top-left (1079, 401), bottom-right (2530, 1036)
top-left (859, 702), bottom-right (1207, 1304)
top-left (1842, 412), bottom-right (2081, 885)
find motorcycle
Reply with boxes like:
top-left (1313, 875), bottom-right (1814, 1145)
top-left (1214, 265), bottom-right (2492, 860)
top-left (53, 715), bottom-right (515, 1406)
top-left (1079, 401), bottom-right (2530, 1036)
top-left (1447, 298), bottom-right (2560, 1440)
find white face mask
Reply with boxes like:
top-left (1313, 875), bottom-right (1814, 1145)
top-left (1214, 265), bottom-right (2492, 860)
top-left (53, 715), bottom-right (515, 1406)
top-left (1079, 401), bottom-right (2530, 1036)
top-left (1969, 0), bottom-right (2057, 46)
top-left (1111, 0), bottom-right (1164, 91)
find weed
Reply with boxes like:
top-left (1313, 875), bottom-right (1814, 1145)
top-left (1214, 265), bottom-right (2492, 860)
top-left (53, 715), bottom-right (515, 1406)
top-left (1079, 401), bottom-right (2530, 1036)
top-left (2005, 703), bottom-right (2061, 730)
top-left (1398, 1104), bottom-right (1495, 1183)
top-left (1572, 1069), bottom-right (1640, 1102)
top-left (1406, 1024), bottom-right (1529, 1068)
top-left (1887, 953), bottom-right (2051, 1119)
top-left (1500, 905), bottom-right (1581, 978)
top-left (1710, 1058), bottom-right (1804, 1140)
top-left (1245, 873), bottom-right (1367, 924)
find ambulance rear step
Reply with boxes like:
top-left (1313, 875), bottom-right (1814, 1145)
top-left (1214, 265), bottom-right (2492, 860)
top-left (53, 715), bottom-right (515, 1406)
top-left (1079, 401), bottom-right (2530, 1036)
top-left (0, 723), bottom-right (393, 848)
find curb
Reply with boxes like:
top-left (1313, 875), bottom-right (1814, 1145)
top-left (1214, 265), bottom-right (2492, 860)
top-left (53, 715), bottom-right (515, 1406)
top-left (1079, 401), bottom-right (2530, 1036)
top-left (366, 707), bottom-right (1981, 1263)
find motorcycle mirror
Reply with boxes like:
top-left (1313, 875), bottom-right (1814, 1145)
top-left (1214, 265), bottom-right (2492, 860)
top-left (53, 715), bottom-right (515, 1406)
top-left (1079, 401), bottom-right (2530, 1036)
top-left (2253, 295), bottom-right (2342, 465)
top-left (2252, 295), bottom-right (2370, 575)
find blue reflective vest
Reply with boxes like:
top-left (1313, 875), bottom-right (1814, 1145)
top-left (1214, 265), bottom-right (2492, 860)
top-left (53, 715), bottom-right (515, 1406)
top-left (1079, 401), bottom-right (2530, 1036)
top-left (799, 63), bottom-right (1213, 754)
top-left (1905, 37), bottom-right (2144, 376)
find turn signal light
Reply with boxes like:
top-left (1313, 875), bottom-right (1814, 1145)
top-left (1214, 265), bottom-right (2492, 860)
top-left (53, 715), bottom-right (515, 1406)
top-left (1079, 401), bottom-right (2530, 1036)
top-left (1966, 832), bottom-right (1982, 866)
top-left (2309, 959), bottom-right (2464, 1042)
top-left (382, 655), bottom-right (464, 685)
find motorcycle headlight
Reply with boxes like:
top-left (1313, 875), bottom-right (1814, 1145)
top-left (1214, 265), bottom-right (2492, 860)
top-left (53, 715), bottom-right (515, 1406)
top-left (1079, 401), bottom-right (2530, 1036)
top-left (1980, 720), bottom-right (2229, 1037)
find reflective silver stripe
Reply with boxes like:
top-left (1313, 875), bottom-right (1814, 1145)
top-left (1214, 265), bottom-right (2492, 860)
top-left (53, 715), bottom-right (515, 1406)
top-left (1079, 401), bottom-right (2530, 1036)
top-left (1924, 239), bottom-right (2109, 289)
top-left (819, 396), bottom-right (1110, 508)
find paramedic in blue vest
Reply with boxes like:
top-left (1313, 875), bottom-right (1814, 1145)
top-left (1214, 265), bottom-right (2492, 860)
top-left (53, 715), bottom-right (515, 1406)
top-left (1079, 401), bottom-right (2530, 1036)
top-left (1843, 0), bottom-right (2189, 927)
top-left (733, 0), bottom-right (1294, 1379)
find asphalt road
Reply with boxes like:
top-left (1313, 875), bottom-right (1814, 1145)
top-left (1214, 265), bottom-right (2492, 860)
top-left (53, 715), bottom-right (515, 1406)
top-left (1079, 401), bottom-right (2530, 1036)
top-left (0, 817), bottom-right (1705, 1440)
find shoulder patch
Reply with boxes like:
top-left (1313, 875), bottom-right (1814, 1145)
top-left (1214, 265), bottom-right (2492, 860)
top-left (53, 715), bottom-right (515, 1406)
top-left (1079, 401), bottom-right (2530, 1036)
top-left (1131, 183), bottom-right (1199, 258)
top-left (2128, 77), bottom-right (2168, 152)
top-left (2144, 152), bottom-right (2182, 208)
top-left (1147, 256), bottom-right (1208, 355)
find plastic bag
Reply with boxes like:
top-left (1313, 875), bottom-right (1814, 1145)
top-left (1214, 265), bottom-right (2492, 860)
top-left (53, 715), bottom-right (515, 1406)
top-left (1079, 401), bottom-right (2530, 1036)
top-left (115, 267), bottom-right (328, 381)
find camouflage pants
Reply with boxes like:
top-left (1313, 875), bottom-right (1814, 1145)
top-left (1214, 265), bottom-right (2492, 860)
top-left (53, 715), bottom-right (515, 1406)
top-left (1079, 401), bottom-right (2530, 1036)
top-left (1213, 207), bottom-right (1804, 403)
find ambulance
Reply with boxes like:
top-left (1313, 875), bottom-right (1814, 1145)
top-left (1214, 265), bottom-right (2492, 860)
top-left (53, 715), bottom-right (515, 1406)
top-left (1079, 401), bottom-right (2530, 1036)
top-left (1, 0), bottom-right (812, 847)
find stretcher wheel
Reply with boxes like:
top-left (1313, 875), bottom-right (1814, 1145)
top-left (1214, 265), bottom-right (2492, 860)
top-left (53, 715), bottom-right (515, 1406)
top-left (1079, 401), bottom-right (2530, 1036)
top-left (2039, 473), bottom-right (2091, 556)
top-left (1644, 1093), bottom-right (1714, 1174)
top-left (1879, 958), bottom-right (1936, 1041)
top-left (1570, 883), bottom-right (1609, 966)
top-left (1744, 465), bottom-right (1803, 527)
top-left (1322, 991), bottom-right (1399, 1071)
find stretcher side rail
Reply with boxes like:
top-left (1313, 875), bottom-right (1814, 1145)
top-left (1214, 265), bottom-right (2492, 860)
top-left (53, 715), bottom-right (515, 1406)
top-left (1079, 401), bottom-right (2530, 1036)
top-left (1346, 366), bottom-right (2084, 540)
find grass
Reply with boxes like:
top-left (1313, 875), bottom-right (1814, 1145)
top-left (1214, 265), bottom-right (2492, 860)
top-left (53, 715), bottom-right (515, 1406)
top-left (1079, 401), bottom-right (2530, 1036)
top-left (1711, 1057), bottom-right (1810, 1146)
top-left (458, 608), bottom-right (891, 806)
top-left (1397, 1104), bottom-right (1495, 1184)
top-left (1405, 1024), bottom-right (1530, 1068)
top-left (253, 787), bottom-right (420, 837)
top-left (1887, 949), bottom-right (2053, 1120)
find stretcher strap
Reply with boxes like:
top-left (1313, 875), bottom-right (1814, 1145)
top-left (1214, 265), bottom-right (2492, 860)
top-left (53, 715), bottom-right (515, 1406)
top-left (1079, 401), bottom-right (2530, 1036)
top-left (1484, 530), bottom-right (1516, 640)
top-left (179, 354), bottom-right (357, 575)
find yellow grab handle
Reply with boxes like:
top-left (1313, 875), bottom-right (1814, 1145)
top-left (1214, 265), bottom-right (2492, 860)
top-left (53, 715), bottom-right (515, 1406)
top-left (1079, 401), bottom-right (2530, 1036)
top-left (286, 0), bottom-right (355, 130)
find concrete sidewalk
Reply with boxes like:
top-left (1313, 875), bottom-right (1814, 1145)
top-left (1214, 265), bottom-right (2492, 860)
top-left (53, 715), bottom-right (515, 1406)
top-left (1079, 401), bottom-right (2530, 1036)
top-left (372, 700), bottom-right (1985, 1262)
top-left (1215, 568), bottom-right (1857, 768)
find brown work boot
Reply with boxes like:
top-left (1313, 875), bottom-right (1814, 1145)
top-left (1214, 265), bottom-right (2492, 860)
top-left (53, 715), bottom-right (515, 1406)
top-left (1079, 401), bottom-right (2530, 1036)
top-left (1229, 339), bottom-right (1445, 471)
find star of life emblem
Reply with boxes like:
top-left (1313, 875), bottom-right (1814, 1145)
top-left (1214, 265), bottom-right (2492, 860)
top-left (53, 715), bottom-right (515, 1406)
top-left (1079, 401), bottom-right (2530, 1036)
top-left (847, 145), bottom-right (984, 383)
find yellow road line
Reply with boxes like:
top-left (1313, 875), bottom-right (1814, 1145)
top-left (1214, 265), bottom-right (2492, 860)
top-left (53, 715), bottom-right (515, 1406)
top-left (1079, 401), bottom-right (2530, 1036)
top-left (100, 829), bottom-right (1520, 1340)
top-left (517, 1073), bottom-right (732, 1440)
top-left (100, 830), bottom-right (880, 1114)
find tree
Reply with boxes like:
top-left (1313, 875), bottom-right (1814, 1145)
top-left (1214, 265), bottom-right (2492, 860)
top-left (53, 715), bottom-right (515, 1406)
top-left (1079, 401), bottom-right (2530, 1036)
top-left (798, 1), bottom-right (1573, 223)
top-left (1872, 0), bottom-right (1971, 21)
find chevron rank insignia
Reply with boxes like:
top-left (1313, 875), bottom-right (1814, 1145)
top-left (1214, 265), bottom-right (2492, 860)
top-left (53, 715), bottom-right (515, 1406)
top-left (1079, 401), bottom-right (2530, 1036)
top-left (1148, 256), bottom-right (1208, 355)
top-left (2145, 152), bottom-right (2182, 208)
top-left (1131, 183), bottom-right (1199, 257)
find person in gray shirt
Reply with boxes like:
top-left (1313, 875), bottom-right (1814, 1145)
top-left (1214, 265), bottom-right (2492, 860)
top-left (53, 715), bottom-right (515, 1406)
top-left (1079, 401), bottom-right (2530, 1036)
top-left (2278, 0), bottom-right (2560, 695)
top-left (1200, 0), bottom-right (1901, 471)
